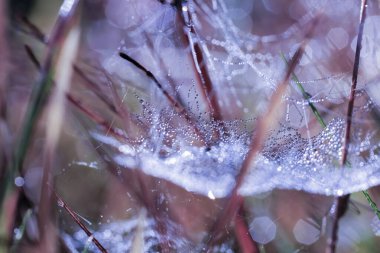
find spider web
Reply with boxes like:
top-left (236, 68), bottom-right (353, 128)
top-left (83, 0), bottom-right (380, 197)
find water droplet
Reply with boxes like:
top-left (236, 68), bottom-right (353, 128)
top-left (207, 190), bottom-right (216, 200)
top-left (14, 177), bottom-right (25, 187)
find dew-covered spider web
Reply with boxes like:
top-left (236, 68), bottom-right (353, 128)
top-left (80, 0), bottom-right (380, 199)
top-left (54, 0), bottom-right (380, 252)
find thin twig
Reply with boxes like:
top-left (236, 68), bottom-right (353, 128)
top-left (52, 191), bottom-right (108, 253)
top-left (21, 18), bottom-right (121, 117)
top-left (38, 24), bottom-right (81, 250)
top-left (176, 1), bottom-right (223, 122)
top-left (326, 1), bottom-right (368, 253)
top-left (20, 17), bottom-right (120, 118)
top-left (73, 66), bottom-right (119, 114)
top-left (19, 16), bottom-right (47, 43)
top-left (119, 52), bottom-right (208, 146)
top-left (66, 94), bottom-right (130, 140)
top-left (24, 44), bottom-right (130, 142)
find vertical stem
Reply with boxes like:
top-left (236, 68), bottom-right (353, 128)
top-left (234, 205), bottom-right (259, 253)
top-left (0, 0), bottom-right (9, 207)
top-left (0, 0), bottom-right (7, 120)
top-left (177, 1), bottom-right (223, 122)
top-left (326, 1), bottom-right (367, 253)
top-left (341, 0), bottom-right (367, 166)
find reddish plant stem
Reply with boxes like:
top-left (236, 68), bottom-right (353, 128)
top-left (134, 171), bottom-right (171, 253)
top-left (66, 94), bottom-right (128, 140)
top-left (24, 44), bottom-right (130, 142)
top-left (176, 1), bottom-right (223, 122)
top-left (38, 2), bottom-right (81, 250)
top-left (21, 17), bottom-right (120, 118)
top-left (234, 205), bottom-right (259, 253)
top-left (326, 1), bottom-right (367, 253)
top-left (326, 195), bottom-right (350, 253)
top-left (52, 191), bottom-right (108, 253)
top-left (119, 52), bottom-right (208, 146)
top-left (341, 0), bottom-right (367, 166)
top-left (73, 65), bottom-right (119, 114)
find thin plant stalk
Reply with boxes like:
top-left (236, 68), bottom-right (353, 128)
top-left (38, 22), bottom-right (81, 251)
top-left (19, 17), bottom-right (122, 118)
top-left (176, 0), bottom-right (223, 122)
top-left (234, 205), bottom-right (259, 253)
top-left (326, 1), bottom-right (367, 253)
top-left (73, 66), bottom-right (119, 114)
top-left (119, 52), bottom-right (208, 146)
top-left (1, 1), bottom-right (81, 251)
top-left (52, 190), bottom-right (108, 253)
top-left (24, 44), bottom-right (130, 142)
top-left (0, 0), bottom-right (13, 250)
top-left (17, 15), bottom-right (47, 43)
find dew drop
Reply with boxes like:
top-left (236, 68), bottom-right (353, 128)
top-left (207, 190), bottom-right (216, 200)
top-left (14, 177), bottom-right (25, 187)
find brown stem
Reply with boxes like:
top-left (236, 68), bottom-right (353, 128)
top-left (341, 0), bottom-right (367, 166)
top-left (119, 52), bottom-right (208, 146)
top-left (66, 94), bottom-right (129, 140)
top-left (38, 2), bottom-right (81, 249)
top-left (234, 205), bottom-right (259, 253)
top-left (24, 44), bottom-right (130, 142)
top-left (73, 65), bottom-right (119, 114)
top-left (52, 190), bottom-right (108, 253)
top-left (18, 15), bottom-right (47, 43)
top-left (326, 1), bottom-right (367, 253)
top-left (177, 1), bottom-right (223, 122)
